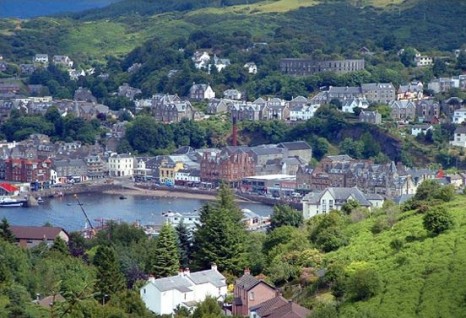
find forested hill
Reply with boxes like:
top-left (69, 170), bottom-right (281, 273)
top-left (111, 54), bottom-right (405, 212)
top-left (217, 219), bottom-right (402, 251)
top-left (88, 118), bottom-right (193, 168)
top-left (69, 0), bottom-right (264, 20)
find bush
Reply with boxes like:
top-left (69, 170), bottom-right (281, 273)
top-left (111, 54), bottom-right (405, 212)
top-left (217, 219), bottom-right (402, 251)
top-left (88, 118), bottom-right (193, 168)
top-left (390, 238), bottom-right (404, 252)
top-left (347, 268), bottom-right (382, 301)
top-left (371, 218), bottom-right (388, 234)
top-left (423, 207), bottom-right (454, 235)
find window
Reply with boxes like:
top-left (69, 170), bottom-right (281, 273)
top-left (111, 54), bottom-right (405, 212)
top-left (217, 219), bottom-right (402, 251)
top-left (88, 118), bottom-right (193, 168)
top-left (143, 289), bottom-right (146, 294)
top-left (249, 292), bottom-right (254, 301)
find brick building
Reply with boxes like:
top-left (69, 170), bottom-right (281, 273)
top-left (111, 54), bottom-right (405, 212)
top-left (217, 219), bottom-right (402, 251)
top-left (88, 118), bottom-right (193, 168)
top-left (4, 158), bottom-right (52, 183)
top-left (200, 147), bottom-right (255, 187)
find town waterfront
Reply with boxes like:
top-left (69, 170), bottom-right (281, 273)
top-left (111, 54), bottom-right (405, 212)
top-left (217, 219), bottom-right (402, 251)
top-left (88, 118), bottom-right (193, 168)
top-left (0, 192), bottom-right (274, 232)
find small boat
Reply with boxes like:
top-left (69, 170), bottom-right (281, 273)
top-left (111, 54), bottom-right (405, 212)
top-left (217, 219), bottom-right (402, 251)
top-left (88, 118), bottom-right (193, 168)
top-left (0, 197), bottom-right (27, 207)
top-left (119, 195), bottom-right (127, 200)
top-left (37, 197), bottom-right (44, 204)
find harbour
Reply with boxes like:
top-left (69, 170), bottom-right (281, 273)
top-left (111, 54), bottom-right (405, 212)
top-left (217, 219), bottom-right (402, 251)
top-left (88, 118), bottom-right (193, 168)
top-left (0, 192), bottom-right (274, 232)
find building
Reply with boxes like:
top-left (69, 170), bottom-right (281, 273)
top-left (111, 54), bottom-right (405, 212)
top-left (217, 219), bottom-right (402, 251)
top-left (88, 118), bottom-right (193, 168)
top-left (450, 126), bottom-right (466, 147)
top-left (223, 89), bottom-right (242, 100)
top-left (151, 94), bottom-right (195, 123)
top-left (414, 53), bottom-right (433, 67)
top-left (244, 62), bottom-right (257, 74)
top-left (10, 226), bottom-right (69, 248)
top-left (397, 81), bottom-right (424, 100)
top-left (232, 269), bottom-right (277, 316)
top-left (108, 153), bottom-right (134, 177)
top-left (411, 124), bottom-right (433, 137)
top-left (4, 158), bottom-right (52, 183)
top-left (302, 187), bottom-right (384, 219)
top-left (158, 160), bottom-right (184, 186)
top-left (280, 59), bottom-right (365, 76)
top-left (361, 83), bottom-right (396, 104)
top-left (52, 55), bottom-right (73, 68)
top-left (327, 86), bottom-right (363, 102)
top-left (85, 154), bottom-right (107, 180)
top-left (389, 100), bottom-right (416, 122)
top-left (52, 159), bottom-right (88, 184)
top-left (415, 99), bottom-right (440, 123)
top-left (277, 141), bottom-right (312, 164)
top-left (33, 54), bottom-right (49, 65)
top-left (249, 295), bottom-right (311, 318)
top-left (189, 83), bottom-right (215, 100)
top-left (452, 108), bottom-right (466, 124)
top-left (341, 97), bottom-right (369, 113)
top-left (241, 174), bottom-right (296, 197)
top-left (200, 147), bottom-right (255, 187)
top-left (140, 264), bottom-right (227, 315)
top-left (359, 110), bottom-right (382, 124)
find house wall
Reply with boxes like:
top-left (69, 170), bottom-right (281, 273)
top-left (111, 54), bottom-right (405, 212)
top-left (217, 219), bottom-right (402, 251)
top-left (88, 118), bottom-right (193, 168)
top-left (141, 283), bottom-right (161, 314)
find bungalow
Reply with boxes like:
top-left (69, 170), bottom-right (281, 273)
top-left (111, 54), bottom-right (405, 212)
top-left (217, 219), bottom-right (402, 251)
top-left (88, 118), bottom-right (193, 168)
top-left (140, 264), bottom-right (227, 315)
top-left (10, 226), bottom-right (69, 248)
top-left (301, 187), bottom-right (384, 219)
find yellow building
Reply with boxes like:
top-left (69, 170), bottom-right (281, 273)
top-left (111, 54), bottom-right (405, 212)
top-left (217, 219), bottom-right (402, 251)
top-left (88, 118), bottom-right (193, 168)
top-left (159, 160), bottom-right (184, 186)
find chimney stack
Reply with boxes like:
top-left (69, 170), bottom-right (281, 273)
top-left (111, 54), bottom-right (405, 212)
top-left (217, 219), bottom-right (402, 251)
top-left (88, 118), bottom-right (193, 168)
top-left (244, 267), bottom-right (250, 275)
top-left (148, 275), bottom-right (156, 283)
top-left (183, 268), bottom-right (190, 276)
top-left (178, 268), bottom-right (184, 276)
top-left (232, 116), bottom-right (238, 147)
top-left (211, 263), bottom-right (218, 271)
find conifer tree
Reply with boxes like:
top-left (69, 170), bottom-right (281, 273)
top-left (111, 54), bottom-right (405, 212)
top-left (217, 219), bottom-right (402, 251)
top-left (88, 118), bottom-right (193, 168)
top-left (175, 220), bottom-right (192, 268)
top-left (151, 223), bottom-right (180, 277)
top-left (50, 236), bottom-right (69, 255)
top-left (93, 245), bottom-right (125, 300)
top-left (193, 185), bottom-right (247, 274)
top-left (0, 217), bottom-right (15, 243)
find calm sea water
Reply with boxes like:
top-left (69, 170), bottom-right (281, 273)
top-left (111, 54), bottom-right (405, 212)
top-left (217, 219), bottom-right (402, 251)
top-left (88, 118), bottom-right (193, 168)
top-left (0, 193), bottom-right (273, 232)
top-left (0, 0), bottom-right (119, 18)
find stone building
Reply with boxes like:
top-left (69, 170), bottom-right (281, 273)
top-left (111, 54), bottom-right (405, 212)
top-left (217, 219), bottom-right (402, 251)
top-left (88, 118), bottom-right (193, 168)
top-left (280, 58), bottom-right (365, 76)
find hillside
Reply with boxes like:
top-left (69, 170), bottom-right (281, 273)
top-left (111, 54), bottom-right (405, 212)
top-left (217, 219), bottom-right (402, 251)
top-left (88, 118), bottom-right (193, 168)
top-left (319, 195), bottom-right (466, 317)
top-left (0, 0), bottom-right (465, 62)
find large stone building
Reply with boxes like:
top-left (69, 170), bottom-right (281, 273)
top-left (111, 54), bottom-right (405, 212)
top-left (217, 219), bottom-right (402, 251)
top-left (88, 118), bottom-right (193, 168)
top-left (200, 147), bottom-right (255, 187)
top-left (280, 58), bottom-right (365, 76)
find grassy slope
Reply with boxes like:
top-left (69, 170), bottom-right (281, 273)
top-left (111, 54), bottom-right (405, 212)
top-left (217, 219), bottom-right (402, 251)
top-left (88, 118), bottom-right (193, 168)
top-left (325, 197), bottom-right (466, 317)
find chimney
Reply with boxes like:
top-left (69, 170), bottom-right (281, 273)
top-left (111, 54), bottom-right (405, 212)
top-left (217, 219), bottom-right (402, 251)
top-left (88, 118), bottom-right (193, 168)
top-left (178, 268), bottom-right (184, 276)
top-left (244, 267), bottom-right (250, 275)
top-left (183, 268), bottom-right (190, 276)
top-left (211, 263), bottom-right (218, 271)
top-left (232, 116), bottom-right (238, 147)
top-left (148, 275), bottom-right (156, 283)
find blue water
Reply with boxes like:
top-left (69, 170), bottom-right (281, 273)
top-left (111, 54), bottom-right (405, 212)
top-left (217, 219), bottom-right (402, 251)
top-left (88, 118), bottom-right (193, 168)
top-left (0, 193), bottom-right (273, 232)
top-left (0, 0), bottom-right (120, 18)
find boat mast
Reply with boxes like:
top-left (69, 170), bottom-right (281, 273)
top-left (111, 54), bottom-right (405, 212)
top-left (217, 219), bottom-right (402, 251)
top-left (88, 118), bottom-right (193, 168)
top-left (74, 194), bottom-right (94, 230)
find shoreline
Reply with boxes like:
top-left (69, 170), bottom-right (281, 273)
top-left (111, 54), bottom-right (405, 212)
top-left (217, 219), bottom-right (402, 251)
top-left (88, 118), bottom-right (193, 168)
top-left (102, 186), bottom-right (253, 203)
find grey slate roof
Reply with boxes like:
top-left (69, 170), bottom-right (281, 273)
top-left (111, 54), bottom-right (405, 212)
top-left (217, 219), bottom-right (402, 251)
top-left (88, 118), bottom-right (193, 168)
top-left (277, 141), bottom-right (311, 151)
top-left (235, 273), bottom-right (260, 291)
top-left (149, 268), bottom-right (226, 292)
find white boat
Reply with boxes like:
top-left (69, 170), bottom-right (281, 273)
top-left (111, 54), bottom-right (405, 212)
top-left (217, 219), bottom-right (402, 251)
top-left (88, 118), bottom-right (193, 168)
top-left (0, 197), bottom-right (27, 207)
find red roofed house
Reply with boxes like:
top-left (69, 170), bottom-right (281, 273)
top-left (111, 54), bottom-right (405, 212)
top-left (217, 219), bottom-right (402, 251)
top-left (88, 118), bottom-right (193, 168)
top-left (249, 295), bottom-right (311, 318)
top-left (232, 269), bottom-right (277, 316)
top-left (10, 226), bottom-right (69, 248)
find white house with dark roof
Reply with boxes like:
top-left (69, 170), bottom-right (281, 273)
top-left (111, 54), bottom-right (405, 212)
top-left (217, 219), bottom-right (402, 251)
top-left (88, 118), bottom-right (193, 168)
top-left (301, 187), bottom-right (384, 219)
top-left (140, 264), bottom-right (227, 315)
top-left (450, 126), bottom-right (466, 147)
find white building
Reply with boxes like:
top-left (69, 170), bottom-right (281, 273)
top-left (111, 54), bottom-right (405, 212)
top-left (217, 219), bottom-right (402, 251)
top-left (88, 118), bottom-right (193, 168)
top-left (450, 126), bottom-right (466, 147)
top-left (341, 97), bottom-right (369, 113)
top-left (108, 153), bottom-right (135, 177)
top-left (414, 54), bottom-right (433, 67)
top-left (140, 264), bottom-right (227, 315)
top-left (452, 108), bottom-right (466, 124)
top-left (411, 124), bottom-right (433, 137)
top-left (244, 62), bottom-right (258, 74)
top-left (289, 104), bottom-right (320, 121)
top-left (175, 169), bottom-right (200, 185)
top-left (301, 187), bottom-right (384, 219)
top-left (33, 54), bottom-right (49, 65)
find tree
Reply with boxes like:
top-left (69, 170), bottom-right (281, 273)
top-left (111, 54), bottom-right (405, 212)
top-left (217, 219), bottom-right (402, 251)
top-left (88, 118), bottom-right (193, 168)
top-left (192, 296), bottom-right (223, 318)
top-left (0, 217), bottom-right (15, 243)
top-left (400, 48), bottom-right (417, 67)
top-left (176, 221), bottom-right (192, 268)
top-left (423, 207), bottom-right (454, 235)
top-left (432, 58), bottom-right (447, 77)
top-left (456, 50), bottom-right (466, 71)
top-left (341, 199), bottom-right (360, 215)
top-left (150, 223), bottom-right (180, 277)
top-left (50, 236), bottom-right (69, 255)
top-left (347, 268), bottom-right (382, 301)
top-left (269, 205), bottom-right (303, 231)
top-left (192, 202), bottom-right (247, 274)
top-left (93, 245), bottom-right (125, 300)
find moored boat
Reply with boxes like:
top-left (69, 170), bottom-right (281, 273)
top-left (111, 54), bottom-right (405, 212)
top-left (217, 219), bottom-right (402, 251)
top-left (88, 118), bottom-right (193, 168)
top-left (0, 196), bottom-right (28, 207)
